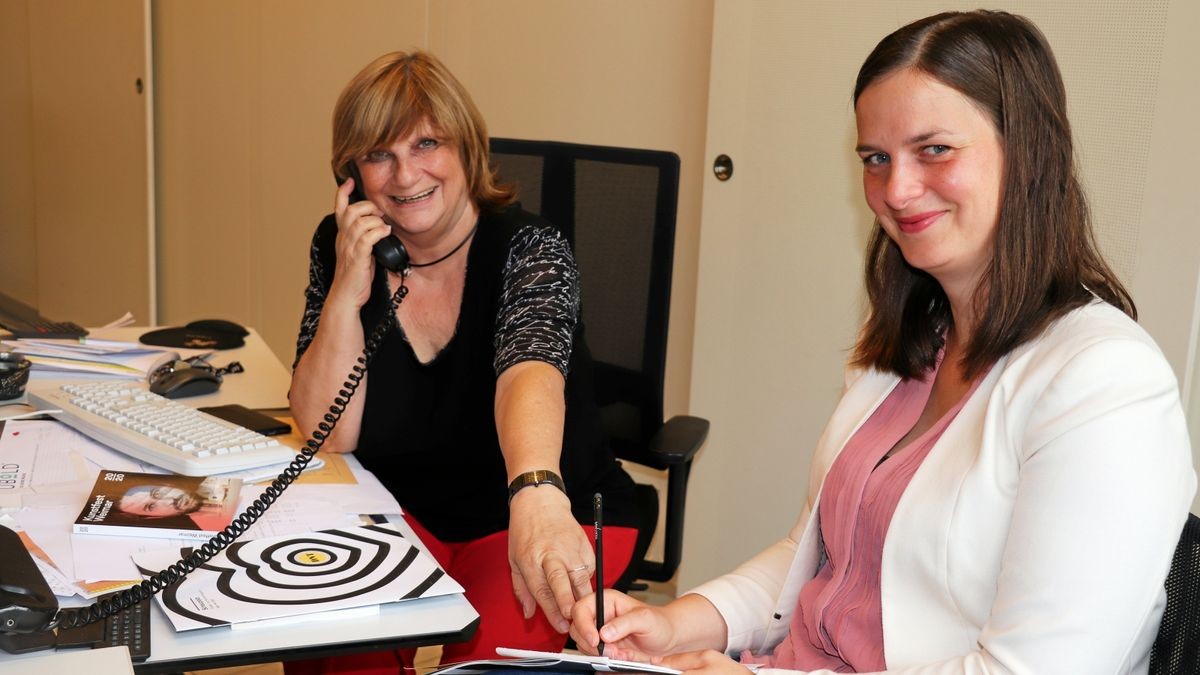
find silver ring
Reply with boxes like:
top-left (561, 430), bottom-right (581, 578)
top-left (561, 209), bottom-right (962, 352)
top-left (570, 564), bottom-right (590, 573)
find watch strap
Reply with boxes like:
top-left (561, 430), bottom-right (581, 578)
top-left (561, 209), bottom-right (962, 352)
top-left (507, 469), bottom-right (567, 503)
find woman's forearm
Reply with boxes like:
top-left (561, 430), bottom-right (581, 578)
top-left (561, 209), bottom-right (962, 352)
top-left (289, 299), bottom-right (369, 453)
top-left (494, 360), bottom-right (567, 479)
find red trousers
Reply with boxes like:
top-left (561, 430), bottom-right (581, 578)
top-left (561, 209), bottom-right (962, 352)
top-left (285, 514), bottom-right (637, 673)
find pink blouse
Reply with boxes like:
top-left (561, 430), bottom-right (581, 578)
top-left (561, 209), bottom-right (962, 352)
top-left (744, 360), bottom-right (980, 672)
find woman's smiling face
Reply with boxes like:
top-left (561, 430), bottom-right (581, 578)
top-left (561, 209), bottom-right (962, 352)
top-left (855, 67), bottom-right (1005, 297)
top-left (358, 118), bottom-right (476, 244)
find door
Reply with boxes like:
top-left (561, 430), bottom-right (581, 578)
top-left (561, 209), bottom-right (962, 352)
top-left (28, 0), bottom-right (153, 325)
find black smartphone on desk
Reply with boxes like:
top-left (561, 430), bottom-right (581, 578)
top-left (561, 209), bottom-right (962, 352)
top-left (198, 404), bottom-right (291, 436)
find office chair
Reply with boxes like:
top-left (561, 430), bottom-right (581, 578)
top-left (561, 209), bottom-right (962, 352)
top-left (489, 138), bottom-right (709, 589)
top-left (1150, 512), bottom-right (1200, 674)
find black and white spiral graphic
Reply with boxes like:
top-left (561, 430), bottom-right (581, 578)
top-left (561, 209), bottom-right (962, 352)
top-left (136, 524), bottom-right (460, 629)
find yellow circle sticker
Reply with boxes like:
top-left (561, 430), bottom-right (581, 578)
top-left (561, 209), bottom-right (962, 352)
top-left (292, 549), bottom-right (332, 565)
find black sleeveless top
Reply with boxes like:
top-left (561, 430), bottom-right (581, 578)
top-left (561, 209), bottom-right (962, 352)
top-left (295, 205), bottom-right (636, 541)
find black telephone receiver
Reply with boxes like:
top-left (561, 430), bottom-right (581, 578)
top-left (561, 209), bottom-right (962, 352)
top-left (341, 162), bottom-right (410, 273)
top-left (1, 171), bottom-right (412, 650)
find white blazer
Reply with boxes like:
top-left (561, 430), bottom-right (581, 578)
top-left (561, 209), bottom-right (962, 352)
top-left (691, 302), bottom-right (1196, 675)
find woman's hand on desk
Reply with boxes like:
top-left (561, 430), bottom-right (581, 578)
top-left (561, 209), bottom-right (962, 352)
top-left (508, 485), bottom-right (595, 633)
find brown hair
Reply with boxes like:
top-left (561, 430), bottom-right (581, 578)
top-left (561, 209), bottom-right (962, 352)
top-left (331, 51), bottom-right (515, 210)
top-left (850, 10), bottom-right (1134, 380)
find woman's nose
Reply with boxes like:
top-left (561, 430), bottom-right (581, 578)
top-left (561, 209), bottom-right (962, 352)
top-left (884, 162), bottom-right (923, 211)
top-left (392, 156), bottom-right (421, 187)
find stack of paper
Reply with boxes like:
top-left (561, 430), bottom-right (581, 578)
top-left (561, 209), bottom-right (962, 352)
top-left (2, 337), bottom-right (207, 379)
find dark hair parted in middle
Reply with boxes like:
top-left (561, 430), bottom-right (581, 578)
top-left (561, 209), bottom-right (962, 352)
top-left (850, 10), bottom-right (1134, 380)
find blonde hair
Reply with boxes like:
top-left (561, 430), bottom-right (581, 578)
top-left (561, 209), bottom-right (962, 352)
top-left (331, 51), bottom-right (515, 210)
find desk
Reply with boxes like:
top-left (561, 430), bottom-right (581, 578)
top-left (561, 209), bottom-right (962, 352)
top-left (3, 534), bottom-right (478, 673)
top-left (6, 646), bottom-right (135, 675)
top-left (3, 326), bottom-right (480, 671)
top-left (2, 457), bottom-right (479, 673)
top-left (129, 510), bottom-right (479, 673)
top-left (23, 325), bottom-right (292, 410)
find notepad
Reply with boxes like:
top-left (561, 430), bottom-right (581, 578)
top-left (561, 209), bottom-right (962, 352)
top-left (430, 648), bottom-right (683, 674)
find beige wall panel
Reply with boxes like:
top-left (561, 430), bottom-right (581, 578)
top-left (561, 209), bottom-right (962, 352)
top-left (427, 0), bottom-right (714, 423)
top-left (0, 0), bottom-right (37, 306)
top-left (1139, 1), bottom-right (1200, 505)
top-left (28, 0), bottom-right (149, 324)
top-left (153, 0), bottom-right (426, 363)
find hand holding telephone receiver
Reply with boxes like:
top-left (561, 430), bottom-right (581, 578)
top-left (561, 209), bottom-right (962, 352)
top-left (340, 161), bottom-right (410, 274)
top-left (1, 166), bottom-right (414, 651)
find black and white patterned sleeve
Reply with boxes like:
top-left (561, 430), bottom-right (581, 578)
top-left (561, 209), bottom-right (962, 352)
top-left (494, 226), bottom-right (580, 378)
top-left (292, 231), bottom-right (333, 369)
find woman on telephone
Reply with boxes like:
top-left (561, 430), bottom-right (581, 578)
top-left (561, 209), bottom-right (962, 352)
top-left (570, 10), bottom-right (1194, 674)
top-left (288, 50), bottom-right (639, 669)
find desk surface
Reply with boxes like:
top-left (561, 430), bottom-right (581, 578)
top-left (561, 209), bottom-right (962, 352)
top-left (21, 325), bottom-right (292, 410)
top-left (105, 325), bottom-right (292, 410)
top-left (3, 330), bottom-right (481, 671)
top-left (135, 512), bottom-right (478, 672)
top-left (6, 645), bottom-right (135, 675)
top-left (3, 494), bottom-right (479, 673)
top-left (134, 512), bottom-right (479, 672)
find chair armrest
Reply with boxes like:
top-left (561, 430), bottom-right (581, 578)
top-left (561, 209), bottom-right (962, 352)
top-left (648, 415), bottom-right (709, 465)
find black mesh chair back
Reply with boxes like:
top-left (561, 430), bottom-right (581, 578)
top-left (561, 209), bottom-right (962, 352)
top-left (489, 138), bottom-right (708, 587)
top-left (1151, 512), bottom-right (1200, 674)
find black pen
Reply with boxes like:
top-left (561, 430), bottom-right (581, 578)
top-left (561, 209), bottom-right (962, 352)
top-left (594, 492), bottom-right (605, 654)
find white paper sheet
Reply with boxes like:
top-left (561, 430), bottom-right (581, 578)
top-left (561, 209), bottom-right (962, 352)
top-left (8, 504), bottom-right (80, 579)
top-left (71, 531), bottom-right (179, 581)
top-left (0, 420), bottom-right (95, 491)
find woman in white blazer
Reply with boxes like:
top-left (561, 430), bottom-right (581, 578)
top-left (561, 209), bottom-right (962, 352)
top-left (570, 10), bottom-right (1196, 675)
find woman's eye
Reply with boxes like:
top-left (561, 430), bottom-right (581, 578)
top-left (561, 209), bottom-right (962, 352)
top-left (416, 138), bottom-right (439, 151)
top-left (364, 150), bottom-right (391, 163)
top-left (861, 152), bottom-right (889, 167)
top-left (923, 144), bottom-right (951, 157)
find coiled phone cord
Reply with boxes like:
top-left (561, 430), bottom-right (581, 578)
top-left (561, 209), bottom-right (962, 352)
top-left (52, 281), bottom-right (409, 630)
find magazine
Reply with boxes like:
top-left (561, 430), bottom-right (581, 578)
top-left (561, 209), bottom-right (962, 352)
top-left (73, 470), bottom-right (242, 540)
top-left (131, 523), bottom-right (464, 631)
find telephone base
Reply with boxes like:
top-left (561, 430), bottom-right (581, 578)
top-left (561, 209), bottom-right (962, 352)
top-left (0, 629), bottom-right (56, 654)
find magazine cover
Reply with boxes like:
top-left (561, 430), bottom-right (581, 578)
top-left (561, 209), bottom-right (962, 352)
top-left (73, 470), bottom-right (242, 540)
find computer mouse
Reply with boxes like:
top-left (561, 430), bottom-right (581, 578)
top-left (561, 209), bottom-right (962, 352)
top-left (186, 319), bottom-right (248, 337)
top-left (149, 367), bottom-right (222, 399)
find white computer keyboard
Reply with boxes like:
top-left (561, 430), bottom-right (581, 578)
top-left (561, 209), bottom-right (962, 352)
top-left (27, 380), bottom-right (296, 476)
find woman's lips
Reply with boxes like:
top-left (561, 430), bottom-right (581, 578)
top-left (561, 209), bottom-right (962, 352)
top-left (895, 210), bottom-right (945, 234)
